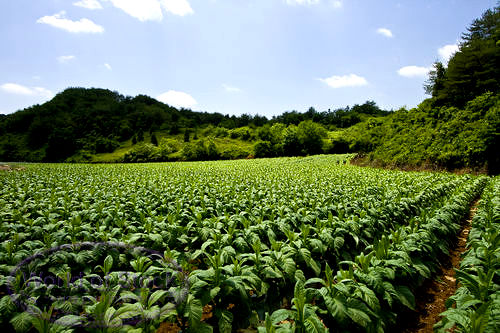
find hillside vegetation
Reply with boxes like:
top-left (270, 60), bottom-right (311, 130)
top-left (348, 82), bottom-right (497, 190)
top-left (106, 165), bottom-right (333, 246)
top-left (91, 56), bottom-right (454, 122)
top-left (0, 6), bottom-right (498, 174)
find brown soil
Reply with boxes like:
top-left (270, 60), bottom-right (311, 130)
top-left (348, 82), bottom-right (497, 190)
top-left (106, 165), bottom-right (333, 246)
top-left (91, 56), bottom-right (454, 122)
top-left (402, 200), bottom-right (479, 333)
top-left (156, 322), bottom-right (181, 333)
top-left (0, 164), bottom-right (25, 171)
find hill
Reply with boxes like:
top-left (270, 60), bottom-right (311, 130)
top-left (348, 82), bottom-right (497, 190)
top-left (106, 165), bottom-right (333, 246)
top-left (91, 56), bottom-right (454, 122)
top-left (0, 87), bottom-right (388, 163)
top-left (341, 92), bottom-right (499, 174)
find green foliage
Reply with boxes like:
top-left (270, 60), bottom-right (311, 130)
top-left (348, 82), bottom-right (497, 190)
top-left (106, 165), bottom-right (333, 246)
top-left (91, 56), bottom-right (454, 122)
top-left (425, 6), bottom-right (499, 107)
top-left (122, 143), bottom-right (161, 163)
top-left (150, 134), bottom-right (158, 146)
top-left (435, 178), bottom-right (500, 333)
top-left (182, 139), bottom-right (220, 161)
top-left (253, 141), bottom-right (274, 158)
top-left (253, 121), bottom-right (327, 158)
top-left (341, 92), bottom-right (499, 173)
top-left (0, 156), bottom-right (491, 332)
top-left (0, 88), bottom-right (270, 162)
top-left (137, 129), bottom-right (144, 142)
top-left (297, 120), bottom-right (327, 155)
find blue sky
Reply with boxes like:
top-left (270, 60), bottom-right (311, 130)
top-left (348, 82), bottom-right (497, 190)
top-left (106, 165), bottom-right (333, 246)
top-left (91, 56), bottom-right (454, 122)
top-left (0, 0), bottom-right (497, 117)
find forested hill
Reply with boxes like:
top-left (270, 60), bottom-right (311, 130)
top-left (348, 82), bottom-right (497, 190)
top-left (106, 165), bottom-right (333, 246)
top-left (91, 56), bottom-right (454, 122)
top-left (0, 87), bottom-right (388, 162)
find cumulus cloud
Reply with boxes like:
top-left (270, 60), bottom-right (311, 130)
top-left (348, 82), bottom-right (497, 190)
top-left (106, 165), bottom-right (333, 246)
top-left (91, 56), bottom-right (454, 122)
top-left (37, 11), bottom-right (104, 33)
top-left (377, 28), bottom-right (393, 38)
top-left (438, 44), bottom-right (459, 63)
top-left (319, 74), bottom-right (368, 88)
top-left (160, 0), bottom-right (194, 16)
top-left (102, 0), bottom-right (193, 21)
top-left (222, 84), bottom-right (241, 93)
top-left (105, 0), bottom-right (163, 21)
top-left (285, 0), bottom-right (320, 5)
top-left (397, 65), bottom-right (431, 78)
top-left (1, 83), bottom-right (53, 98)
top-left (57, 55), bottom-right (76, 63)
top-left (104, 63), bottom-right (112, 70)
top-left (73, 0), bottom-right (103, 10)
top-left (157, 90), bottom-right (197, 108)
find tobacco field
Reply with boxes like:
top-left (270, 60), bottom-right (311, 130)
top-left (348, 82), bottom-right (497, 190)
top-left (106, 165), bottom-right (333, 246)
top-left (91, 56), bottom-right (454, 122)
top-left (0, 155), bottom-right (498, 332)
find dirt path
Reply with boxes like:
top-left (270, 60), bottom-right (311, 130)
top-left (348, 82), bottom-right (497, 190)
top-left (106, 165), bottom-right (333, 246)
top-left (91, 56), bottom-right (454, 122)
top-left (401, 199), bottom-right (479, 333)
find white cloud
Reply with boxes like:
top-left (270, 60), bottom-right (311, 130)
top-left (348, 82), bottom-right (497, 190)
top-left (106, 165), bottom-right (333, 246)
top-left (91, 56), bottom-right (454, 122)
top-left (438, 44), bottom-right (459, 63)
top-left (1, 83), bottom-right (53, 98)
top-left (222, 84), bottom-right (241, 93)
top-left (397, 65), bottom-right (431, 78)
top-left (104, 63), bottom-right (112, 70)
top-left (57, 55), bottom-right (76, 63)
top-left (37, 11), bottom-right (104, 33)
top-left (377, 28), bottom-right (393, 38)
top-left (160, 0), bottom-right (194, 16)
top-left (285, 0), bottom-right (320, 5)
top-left (103, 0), bottom-right (193, 21)
top-left (105, 0), bottom-right (163, 21)
top-left (73, 0), bottom-right (103, 10)
top-left (319, 74), bottom-right (368, 88)
top-left (157, 90), bottom-right (197, 108)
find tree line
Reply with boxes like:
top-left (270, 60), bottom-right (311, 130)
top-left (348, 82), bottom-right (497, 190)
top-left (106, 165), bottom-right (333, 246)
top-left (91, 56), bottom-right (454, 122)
top-left (0, 86), bottom-right (387, 162)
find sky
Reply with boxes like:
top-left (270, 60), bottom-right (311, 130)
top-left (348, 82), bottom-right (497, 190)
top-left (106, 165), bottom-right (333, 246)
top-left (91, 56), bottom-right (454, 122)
top-left (0, 0), bottom-right (497, 117)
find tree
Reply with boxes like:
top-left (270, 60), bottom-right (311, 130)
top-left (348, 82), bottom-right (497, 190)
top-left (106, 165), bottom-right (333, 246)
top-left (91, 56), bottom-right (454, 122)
top-left (424, 61), bottom-right (447, 98)
top-left (283, 125), bottom-right (301, 156)
top-left (253, 141), bottom-right (273, 158)
top-left (184, 130), bottom-right (190, 142)
top-left (45, 127), bottom-right (77, 161)
top-left (137, 128), bottom-right (144, 142)
top-left (150, 133), bottom-right (158, 146)
top-left (427, 6), bottom-right (500, 106)
top-left (297, 120), bottom-right (327, 155)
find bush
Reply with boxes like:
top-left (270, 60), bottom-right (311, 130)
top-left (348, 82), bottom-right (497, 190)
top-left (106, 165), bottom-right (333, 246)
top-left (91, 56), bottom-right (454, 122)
top-left (214, 127), bottom-right (229, 138)
top-left (253, 140), bottom-right (273, 158)
top-left (94, 137), bottom-right (120, 153)
top-left (122, 143), bottom-right (160, 162)
top-left (182, 139), bottom-right (220, 161)
top-left (220, 147), bottom-right (251, 160)
top-left (229, 127), bottom-right (253, 140)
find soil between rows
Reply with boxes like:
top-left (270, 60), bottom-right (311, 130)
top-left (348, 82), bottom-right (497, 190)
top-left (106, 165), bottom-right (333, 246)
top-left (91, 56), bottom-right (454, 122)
top-left (402, 199), bottom-right (479, 333)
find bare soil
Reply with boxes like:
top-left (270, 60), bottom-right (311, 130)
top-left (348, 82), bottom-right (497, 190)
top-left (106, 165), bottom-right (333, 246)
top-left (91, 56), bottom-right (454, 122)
top-left (0, 164), bottom-right (25, 171)
top-left (402, 200), bottom-right (479, 333)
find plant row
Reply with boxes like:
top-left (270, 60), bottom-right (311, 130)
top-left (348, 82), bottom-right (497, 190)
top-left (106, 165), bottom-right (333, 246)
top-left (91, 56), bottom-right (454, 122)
top-left (264, 177), bottom-right (488, 332)
top-left (0, 157), bottom-right (484, 332)
top-left (435, 177), bottom-right (499, 333)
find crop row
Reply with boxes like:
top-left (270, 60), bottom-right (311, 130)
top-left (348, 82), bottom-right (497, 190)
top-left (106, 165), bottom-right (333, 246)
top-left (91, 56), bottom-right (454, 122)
top-left (0, 156), bottom-right (488, 332)
top-left (435, 177), bottom-right (499, 333)
top-left (263, 176), bottom-right (488, 332)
